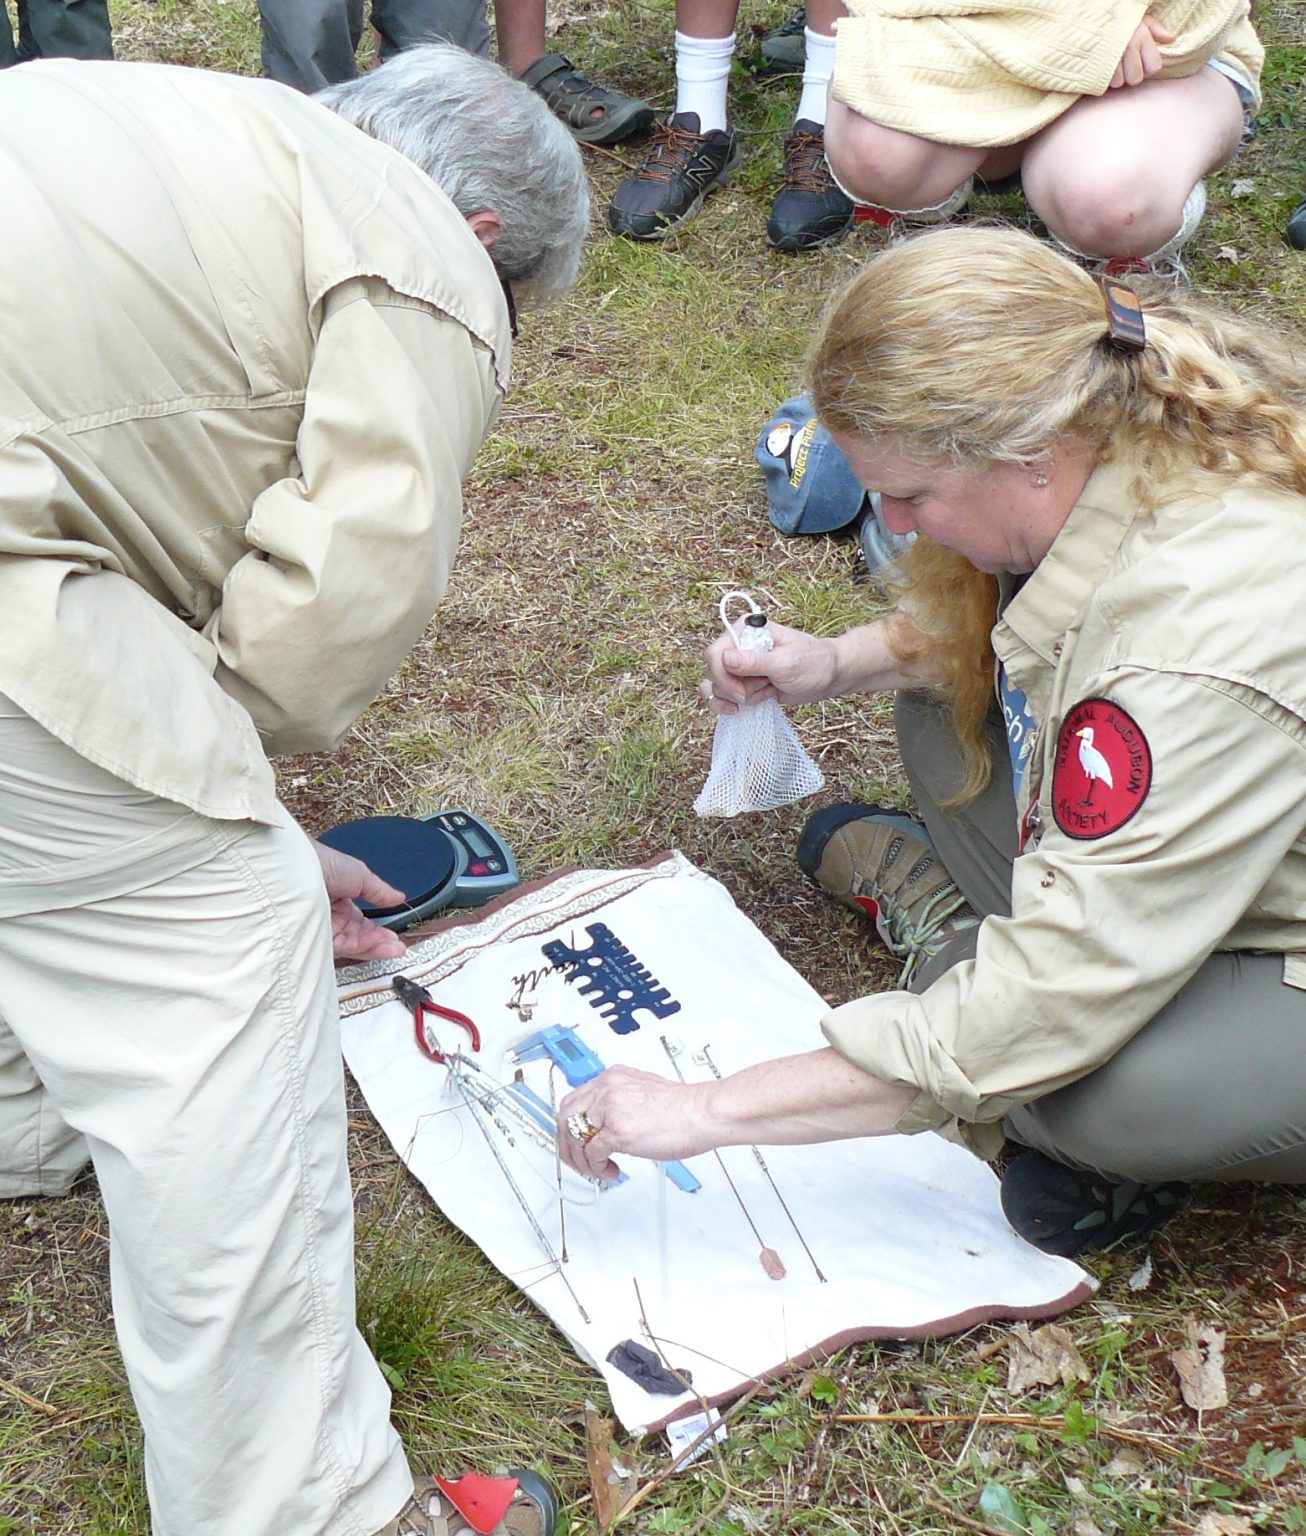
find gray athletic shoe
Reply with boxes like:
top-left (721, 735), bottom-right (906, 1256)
top-left (760, 5), bottom-right (806, 72)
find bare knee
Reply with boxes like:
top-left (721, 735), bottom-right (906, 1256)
top-left (825, 103), bottom-right (977, 209)
top-left (1025, 159), bottom-right (1192, 258)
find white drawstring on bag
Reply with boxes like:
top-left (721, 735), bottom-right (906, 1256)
top-left (693, 591), bottom-right (825, 817)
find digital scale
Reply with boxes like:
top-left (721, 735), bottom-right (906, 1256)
top-left (317, 809), bottom-right (519, 931)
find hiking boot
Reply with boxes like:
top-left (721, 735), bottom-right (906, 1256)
top-left (759, 4), bottom-right (806, 72)
top-left (380, 1469), bottom-right (557, 1536)
top-left (797, 803), bottom-right (979, 982)
top-left (520, 53), bottom-right (654, 146)
top-left (1000, 1149), bottom-right (1186, 1258)
top-left (767, 119), bottom-right (854, 251)
top-left (608, 112), bottom-right (742, 240)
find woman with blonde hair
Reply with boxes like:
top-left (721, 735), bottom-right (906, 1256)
top-left (823, 0), bottom-right (1262, 272)
top-left (558, 225), bottom-right (1306, 1257)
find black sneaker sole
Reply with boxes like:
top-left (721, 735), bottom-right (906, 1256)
top-left (766, 208), bottom-right (855, 252)
top-left (1000, 1150), bottom-right (1186, 1258)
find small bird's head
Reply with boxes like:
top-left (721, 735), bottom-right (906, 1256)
top-left (1075, 727), bottom-right (1094, 743)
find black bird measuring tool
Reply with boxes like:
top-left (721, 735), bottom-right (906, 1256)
top-left (542, 922), bottom-right (680, 1035)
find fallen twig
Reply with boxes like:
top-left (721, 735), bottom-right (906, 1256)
top-left (833, 1410), bottom-right (1243, 1480)
top-left (0, 1374), bottom-right (57, 1416)
top-left (923, 1495), bottom-right (1019, 1535)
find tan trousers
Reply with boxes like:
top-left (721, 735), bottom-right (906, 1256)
top-left (0, 697), bottom-right (412, 1536)
top-left (896, 690), bottom-right (1306, 1187)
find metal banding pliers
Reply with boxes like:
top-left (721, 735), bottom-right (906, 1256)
top-left (392, 975), bottom-right (481, 1064)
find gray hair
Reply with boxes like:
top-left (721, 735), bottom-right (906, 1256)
top-left (317, 43), bottom-right (589, 305)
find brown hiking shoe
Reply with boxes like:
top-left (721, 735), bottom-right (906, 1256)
top-left (798, 803), bottom-right (979, 982)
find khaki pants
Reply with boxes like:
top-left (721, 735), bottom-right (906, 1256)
top-left (0, 699), bottom-right (412, 1536)
top-left (895, 690), bottom-right (1306, 1187)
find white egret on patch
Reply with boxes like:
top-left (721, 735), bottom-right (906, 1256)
top-left (1075, 726), bottom-right (1113, 805)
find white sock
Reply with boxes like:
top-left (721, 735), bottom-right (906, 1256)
top-left (795, 27), bottom-right (836, 126)
top-left (674, 31), bottom-right (736, 133)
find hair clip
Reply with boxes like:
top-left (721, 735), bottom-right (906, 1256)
top-left (1100, 278), bottom-right (1145, 352)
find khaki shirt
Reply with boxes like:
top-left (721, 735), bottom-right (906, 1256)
top-left (824, 460), bottom-right (1306, 1153)
top-left (833, 0), bottom-right (1262, 148)
top-left (0, 61), bottom-right (510, 824)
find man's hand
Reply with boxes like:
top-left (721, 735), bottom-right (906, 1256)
top-left (1109, 15), bottom-right (1175, 89)
top-left (312, 841), bottom-right (408, 961)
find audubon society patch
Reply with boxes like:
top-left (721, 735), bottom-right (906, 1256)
top-left (1051, 697), bottom-right (1152, 840)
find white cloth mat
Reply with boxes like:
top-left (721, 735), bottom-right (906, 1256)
top-left (337, 853), bottom-right (1094, 1432)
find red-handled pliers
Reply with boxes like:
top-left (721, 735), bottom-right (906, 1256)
top-left (392, 975), bottom-right (481, 1064)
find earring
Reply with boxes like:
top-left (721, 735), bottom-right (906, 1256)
top-left (1032, 472), bottom-right (1050, 487)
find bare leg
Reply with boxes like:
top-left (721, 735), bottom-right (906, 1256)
top-left (494, 0), bottom-right (545, 75)
top-left (673, 0), bottom-right (740, 37)
top-left (805, 0), bottom-right (840, 39)
top-left (1021, 68), bottom-right (1243, 257)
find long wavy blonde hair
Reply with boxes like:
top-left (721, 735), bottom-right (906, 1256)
top-left (809, 225), bottom-right (1306, 799)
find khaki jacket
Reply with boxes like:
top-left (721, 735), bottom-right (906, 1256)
top-left (824, 460), bottom-right (1306, 1153)
top-left (0, 61), bottom-right (510, 824)
top-left (833, 0), bottom-right (1262, 147)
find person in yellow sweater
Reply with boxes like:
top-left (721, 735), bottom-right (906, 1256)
top-left (823, 0), bottom-right (1262, 272)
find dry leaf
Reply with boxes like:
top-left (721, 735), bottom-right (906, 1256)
top-left (584, 1402), bottom-right (637, 1531)
top-left (1006, 1322), bottom-right (1091, 1392)
top-left (1073, 1519), bottom-right (1106, 1536)
top-left (1103, 1449), bottom-right (1144, 1480)
top-left (1170, 1322), bottom-right (1229, 1412)
top-left (1193, 1514), bottom-right (1253, 1535)
top-left (1230, 177), bottom-right (1256, 197)
top-left (1127, 1254), bottom-right (1153, 1291)
top-left (1216, 244), bottom-right (1240, 262)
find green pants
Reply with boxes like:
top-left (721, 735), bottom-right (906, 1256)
top-left (895, 689), bottom-right (1306, 1187)
top-left (0, 0), bottom-right (112, 65)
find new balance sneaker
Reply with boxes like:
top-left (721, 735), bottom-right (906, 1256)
top-left (797, 803), bottom-right (979, 982)
top-left (379, 1470), bottom-right (557, 1536)
top-left (767, 119), bottom-right (854, 251)
top-left (1000, 1149), bottom-right (1186, 1258)
top-left (608, 112), bottom-right (742, 240)
top-left (759, 5), bottom-right (806, 72)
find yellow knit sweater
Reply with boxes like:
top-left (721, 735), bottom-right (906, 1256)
top-left (833, 0), bottom-right (1262, 147)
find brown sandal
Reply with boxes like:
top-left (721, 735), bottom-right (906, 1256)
top-left (520, 53), bottom-right (653, 146)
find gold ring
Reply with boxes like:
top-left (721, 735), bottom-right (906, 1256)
top-left (567, 1111), bottom-right (600, 1144)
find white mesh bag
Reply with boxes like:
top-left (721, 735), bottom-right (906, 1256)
top-left (693, 592), bottom-right (825, 817)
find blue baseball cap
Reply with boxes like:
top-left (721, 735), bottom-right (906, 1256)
top-left (756, 392), bottom-right (868, 535)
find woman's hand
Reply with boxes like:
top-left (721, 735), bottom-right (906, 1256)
top-left (700, 620), bottom-right (842, 715)
top-left (312, 840), bottom-right (408, 961)
top-left (1109, 15), bottom-right (1175, 89)
top-left (558, 1066), bottom-right (715, 1182)
top-left (700, 616), bottom-right (931, 713)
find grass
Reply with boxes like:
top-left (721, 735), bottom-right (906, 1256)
top-left (1, 0), bottom-right (1305, 1531)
